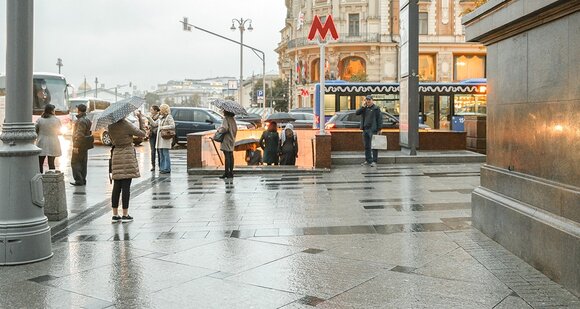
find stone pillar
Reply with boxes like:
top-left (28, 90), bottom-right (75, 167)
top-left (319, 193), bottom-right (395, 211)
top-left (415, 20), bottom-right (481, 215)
top-left (187, 133), bottom-right (203, 169)
top-left (42, 171), bottom-right (67, 221)
top-left (314, 134), bottom-right (331, 169)
top-left (464, 0), bottom-right (580, 296)
top-left (464, 115), bottom-right (486, 154)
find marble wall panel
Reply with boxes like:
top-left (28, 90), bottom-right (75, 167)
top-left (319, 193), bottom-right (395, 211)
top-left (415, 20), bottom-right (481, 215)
top-left (487, 101), bottom-right (579, 187)
top-left (527, 17), bottom-right (570, 103)
top-left (569, 12), bottom-right (580, 100)
top-left (495, 32), bottom-right (528, 105)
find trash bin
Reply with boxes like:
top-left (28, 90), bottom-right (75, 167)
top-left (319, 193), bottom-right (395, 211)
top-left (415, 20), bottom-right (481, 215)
top-left (451, 115), bottom-right (465, 131)
top-left (42, 170), bottom-right (68, 221)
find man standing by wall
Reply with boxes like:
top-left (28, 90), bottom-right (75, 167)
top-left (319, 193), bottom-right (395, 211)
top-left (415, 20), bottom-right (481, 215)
top-left (70, 104), bottom-right (92, 186)
top-left (356, 95), bottom-right (382, 167)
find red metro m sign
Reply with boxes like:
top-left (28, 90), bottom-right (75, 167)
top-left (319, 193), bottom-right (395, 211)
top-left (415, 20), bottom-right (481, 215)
top-left (307, 15), bottom-right (339, 41)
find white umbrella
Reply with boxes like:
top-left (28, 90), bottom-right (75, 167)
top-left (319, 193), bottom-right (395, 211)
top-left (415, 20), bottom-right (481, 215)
top-left (93, 96), bottom-right (144, 130)
top-left (210, 99), bottom-right (247, 115)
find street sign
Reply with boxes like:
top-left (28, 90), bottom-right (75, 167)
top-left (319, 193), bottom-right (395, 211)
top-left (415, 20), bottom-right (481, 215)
top-left (308, 15), bottom-right (339, 41)
top-left (257, 90), bottom-right (264, 98)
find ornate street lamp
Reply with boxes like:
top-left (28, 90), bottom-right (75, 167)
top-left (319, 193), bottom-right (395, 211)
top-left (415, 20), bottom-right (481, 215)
top-left (230, 18), bottom-right (253, 105)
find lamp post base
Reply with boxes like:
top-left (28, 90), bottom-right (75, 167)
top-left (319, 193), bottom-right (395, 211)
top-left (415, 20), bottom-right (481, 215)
top-left (0, 218), bottom-right (53, 265)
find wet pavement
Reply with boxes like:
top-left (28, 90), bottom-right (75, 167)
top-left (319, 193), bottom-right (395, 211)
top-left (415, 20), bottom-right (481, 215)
top-left (1, 146), bottom-right (579, 308)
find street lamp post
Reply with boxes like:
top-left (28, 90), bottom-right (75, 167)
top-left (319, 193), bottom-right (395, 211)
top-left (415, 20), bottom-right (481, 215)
top-left (94, 77), bottom-right (98, 98)
top-left (181, 17), bottom-right (267, 119)
top-left (230, 18), bottom-right (253, 106)
top-left (0, 0), bottom-right (53, 265)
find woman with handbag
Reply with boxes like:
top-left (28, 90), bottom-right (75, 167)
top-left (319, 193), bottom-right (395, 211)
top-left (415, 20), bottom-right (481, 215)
top-left (156, 104), bottom-right (175, 174)
top-left (217, 110), bottom-right (237, 179)
top-left (108, 112), bottom-right (146, 223)
top-left (35, 104), bottom-right (62, 173)
top-left (145, 105), bottom-right (160, 171)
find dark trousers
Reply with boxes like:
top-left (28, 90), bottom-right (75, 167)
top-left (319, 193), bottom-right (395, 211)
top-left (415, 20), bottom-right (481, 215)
top-left (363, 129), bottom-right (378, 163)
top-left (149, 134), bottom-right (160, 168)
top-left (112, 178), bottom-right (132, 209)
top-left (71, 150), bottom-right (88, 184)
top-left (223, 151), bottom-right (234, 176)
top-left (38, 156), bottom-right (56, 173)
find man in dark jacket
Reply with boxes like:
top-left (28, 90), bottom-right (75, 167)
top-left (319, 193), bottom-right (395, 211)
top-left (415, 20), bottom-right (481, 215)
top-left (355, 95), bottom-right (383, 167)
top-left (70, 104), bottom-right (92, 186)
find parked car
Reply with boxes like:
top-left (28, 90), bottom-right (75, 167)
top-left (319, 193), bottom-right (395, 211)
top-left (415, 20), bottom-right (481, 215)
top-left (235, 112), bottom-right (262, 128)
top-left (171, 107), bottom-right (254, 145)
top-left (290, 107), bottom-right (314, 114)
top-left (88, 111), bottom-right (144, 146)
top-left (324, 110), bottom-right (431, 130)
top-left (289, 112), bottom-right (315, 128)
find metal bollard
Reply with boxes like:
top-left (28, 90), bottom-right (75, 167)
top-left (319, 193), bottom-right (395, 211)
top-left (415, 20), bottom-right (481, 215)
top-left (41, 170), bottom-right (68, 221)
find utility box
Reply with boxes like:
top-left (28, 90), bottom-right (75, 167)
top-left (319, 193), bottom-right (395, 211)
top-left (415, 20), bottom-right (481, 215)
top-left (42, 171), bottom-right (68, 221)
top-left (451, 115), bottom-right (465, 131)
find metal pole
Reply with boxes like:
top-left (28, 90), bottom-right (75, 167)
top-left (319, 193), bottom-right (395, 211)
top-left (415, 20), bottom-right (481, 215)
top-left (0, 0), bottom-right (53, 265)
top-left (94, 77), bottom-right (98, 98)
top-left (318, 42), bottom-right (326, 135)
top-left (262, 57), bottom-right (266, 119)
top-left (83, 76), bottom-right (86, 97)
top-left (239, 28), bottom-right (244, 105)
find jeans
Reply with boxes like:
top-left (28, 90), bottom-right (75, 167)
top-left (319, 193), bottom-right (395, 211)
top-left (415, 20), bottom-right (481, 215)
top-left (363, 129), bottom-right (378, 163)
top-left (149, 134), bottom-right (160, 168)
top-left (71, 150), bottom-right (88, 184)
top-left (159, 148), bottom-right (171, 172)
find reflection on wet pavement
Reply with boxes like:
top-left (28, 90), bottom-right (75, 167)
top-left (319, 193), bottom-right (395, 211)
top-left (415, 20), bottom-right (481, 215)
top-left (1, 154), bottom-right (578, 308)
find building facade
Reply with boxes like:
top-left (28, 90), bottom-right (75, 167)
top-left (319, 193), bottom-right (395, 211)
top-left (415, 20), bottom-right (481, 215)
top-left (277, 0), bottom-right (486, 109)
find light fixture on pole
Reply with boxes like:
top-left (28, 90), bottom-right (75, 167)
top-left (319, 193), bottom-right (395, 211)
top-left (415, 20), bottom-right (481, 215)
top-left (181, 17), bottom-right (267, 119)
top-left (56, 58), bottom-right (63, 74)
top-left (230, 18), bottom-right (253, 106)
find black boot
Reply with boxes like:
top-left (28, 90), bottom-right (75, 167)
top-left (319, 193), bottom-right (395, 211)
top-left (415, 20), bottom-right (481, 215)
top-left (219, 173), bottom-right (228, 179)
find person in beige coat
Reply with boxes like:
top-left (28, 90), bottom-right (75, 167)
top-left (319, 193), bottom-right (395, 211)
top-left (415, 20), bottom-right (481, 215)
top-left (218, 110), bottom-right (237, 179)
top-left (156, 104), bottom-right (175, 174)
top-left (108, 111), bottom-right (146, 223)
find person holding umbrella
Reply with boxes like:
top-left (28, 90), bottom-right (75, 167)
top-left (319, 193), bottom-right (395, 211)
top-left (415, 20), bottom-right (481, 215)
top-left (94, 97), bottom-right (147, 223)
top-left (217, 110), bottom-right (238, 178)
top-left (108, 110), bottom-right (146, 222)
top-left (210, 99), bottom-right (246, 178)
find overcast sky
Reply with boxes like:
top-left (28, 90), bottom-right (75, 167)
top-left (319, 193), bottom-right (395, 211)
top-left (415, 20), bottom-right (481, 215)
top-left (0, 0), bottom-right (287, 91)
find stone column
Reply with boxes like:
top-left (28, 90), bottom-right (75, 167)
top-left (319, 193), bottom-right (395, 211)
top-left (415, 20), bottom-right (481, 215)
top-left (463, 0), bottom-right (580, 296)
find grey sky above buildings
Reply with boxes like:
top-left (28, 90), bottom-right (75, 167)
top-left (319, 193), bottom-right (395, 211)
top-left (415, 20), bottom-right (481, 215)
top-left (0, 0), bottom-right (286, 92)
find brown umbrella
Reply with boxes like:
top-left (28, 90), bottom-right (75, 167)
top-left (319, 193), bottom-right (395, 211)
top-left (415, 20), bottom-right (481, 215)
top-left (234, 138), bottom-right (260, 151)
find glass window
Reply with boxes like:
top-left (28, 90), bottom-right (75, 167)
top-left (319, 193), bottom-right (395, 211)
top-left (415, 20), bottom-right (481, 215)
top-left (194, 110), bottom-right (212, 122)
top-left (346, 113), bottom-right (361, 122)
top-left (419, 55), bottom-right (436, 81)
top-left (339, 95), bottom-right (349, 112)
top-left (348, 14), bottom-right (360, 36)
top-left (454, 94), bottom-right (487, 115)
top-left (339, 57), bottom-right (366, 81)
top-left (324, 94), bottom-right (334, 116)
top-left (419, 12), bottom-right (428, 35)
top-left (454, 55), bottom-right (486, 81)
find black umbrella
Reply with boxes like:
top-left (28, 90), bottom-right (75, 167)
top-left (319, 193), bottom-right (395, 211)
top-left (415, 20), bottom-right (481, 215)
top-left (234, 138), bottom-right (260, 151)
top-left (210, 99), bottom-right (247, 115)
top-left (266, 112), bottom-right (296, 122)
